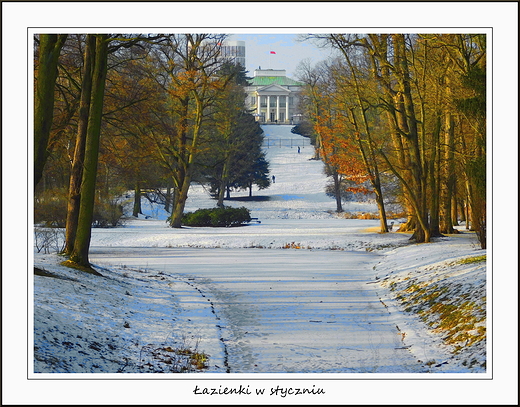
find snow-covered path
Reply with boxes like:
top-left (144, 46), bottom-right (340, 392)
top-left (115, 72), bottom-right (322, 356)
top-left (86, 125), bottom-right (425, 373)
top-left (90, 246), bottom-right (426, 373)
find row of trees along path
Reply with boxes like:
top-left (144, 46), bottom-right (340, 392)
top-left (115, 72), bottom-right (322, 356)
top-left (34, 33), bottom-right (486, 273)
top-left (34, 34), bottom-right (269, 271)
top-left (295, 34), bottom-right (485, 247)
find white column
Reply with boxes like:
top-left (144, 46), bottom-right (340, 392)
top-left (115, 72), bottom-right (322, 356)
top-left (255, 93), bottom-right (259, 119)
top-left (276, 95), bottom-right (280, 122)
top-left (287, 94), bottom-right (290, 123)
top-left (267, 95), bottom-right (270, 122)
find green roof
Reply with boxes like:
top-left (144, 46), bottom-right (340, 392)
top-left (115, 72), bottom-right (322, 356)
top-left (248, 76), bottom-right (304, 87)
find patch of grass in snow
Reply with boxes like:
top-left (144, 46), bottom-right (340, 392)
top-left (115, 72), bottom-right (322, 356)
top-left (456, 254), bottom-right (486, 265)
top-left (381, 251), bottom-right (486, 371)
top-left (138, 341), bottom-right (209, 373)
top-left (336, 210), bottom-right (407, 220)
top-left (282, 242), bottom-right (311, 249)
top-left (391, 277), bottom-right (486, 359)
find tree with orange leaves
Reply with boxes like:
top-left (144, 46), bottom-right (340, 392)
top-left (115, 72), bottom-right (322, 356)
top-left (303, 33), bottom-right (486, 246)
top-left (298, 60), bottom-right (346, 213)
top-left (299, 58), bottom-right (389, 230)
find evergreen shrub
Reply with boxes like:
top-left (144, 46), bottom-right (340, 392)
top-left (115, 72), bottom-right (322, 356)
top-left (182, 206), bottom-right (251, 227)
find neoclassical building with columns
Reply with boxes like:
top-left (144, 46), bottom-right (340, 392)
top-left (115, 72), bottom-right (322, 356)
top-left (244, 69), bottom-right (304, 124)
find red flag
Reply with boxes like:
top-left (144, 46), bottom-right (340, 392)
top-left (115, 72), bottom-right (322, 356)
top-left (270, 51), bottom-right (276, 54)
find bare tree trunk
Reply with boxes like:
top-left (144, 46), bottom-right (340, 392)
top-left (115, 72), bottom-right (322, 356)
top-left (169, 97), bottom-right (203, 228)
top-left (64, 35), bottom-right (95, 255)
top-left (440, 112), bottom-right (456, 234)
top-left (69, 35), bottom-right (109, 271)
top-left (217, 154), bottom-right (232, 208)
top-left (428, 113), bottom-right (442, 237)
top-left (393, 34), bottom-right (429, 242)
top-left (467, 157), bottom-right (486, 249)
top-left (34, 34), bottom-right (68, 189)
top-left (451, 188), bottom-right (459, 227)
top-left (330, 171), bottom-right (343, 213)
top-left (170, 174), bottom-right (191, 228)
top-left (465, 197), bottom-right (471, 230)
top-left (373, 180), bottom-right (389, 233)
top-left (132, 182), bottom-right (142, 217)
top-left (164, 179), bottom-right (173, 213)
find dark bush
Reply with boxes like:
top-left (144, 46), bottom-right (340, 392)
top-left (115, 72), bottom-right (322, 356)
top-left (181, 206), bottom-right (252, 227)
top-left (181, 208), bottom-right (213, 227)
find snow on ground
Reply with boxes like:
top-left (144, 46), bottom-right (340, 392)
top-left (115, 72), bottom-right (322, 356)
top-left (372, 234), bottom-right (486, 372)
top-left (30, 125), bottom-right (491, 403)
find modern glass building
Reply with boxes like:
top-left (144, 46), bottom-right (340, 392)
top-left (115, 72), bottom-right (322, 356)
top-left (220, 40), bottom-right (246, 67)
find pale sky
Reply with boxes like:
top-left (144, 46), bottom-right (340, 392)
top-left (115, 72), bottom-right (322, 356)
top-left (228, 33), bottom-right (337, 80)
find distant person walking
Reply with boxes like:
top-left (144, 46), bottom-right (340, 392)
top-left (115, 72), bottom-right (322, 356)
top-left (272, 175), bottom-right (276, 183)
top-left (298, 146), bottom-right (301, 153)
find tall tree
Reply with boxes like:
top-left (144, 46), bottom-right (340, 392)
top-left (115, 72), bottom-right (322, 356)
top-left (299, 60), bottom-right (346, 212)
top-left (149, 34), bottom-right (231, 228)
top-left (297, 59), bottom-right (326, 160)
top-left (201, 62), bottom-right (267, 206)
top-left (216, 113), bottom-right (269, 199)
top-left (330, 34), bottom-right (431, 241)
top-left (68, 34), bottom-right (110, 271)
top-left (454, 35), bottom-right (486, 248)
top-left (63, 34), bottom-right (96, 255)
top-left (62, 34), bottom-right (166, 268)
top-left (34, 34), bottom-right (68, 189)
top-left (331, 49), bottom-right (390, 231)
top-left (302, 33), bottom-right (486, 244)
